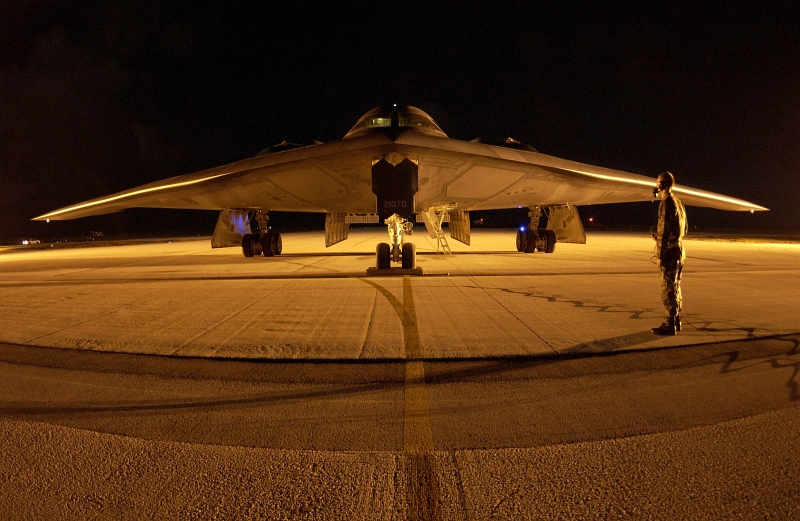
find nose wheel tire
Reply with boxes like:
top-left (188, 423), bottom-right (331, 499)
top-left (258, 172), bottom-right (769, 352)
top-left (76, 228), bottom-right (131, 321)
top-left (401, 242), bottom-right (416, 269)
top-left (376, 243), bottom-right (391, 269)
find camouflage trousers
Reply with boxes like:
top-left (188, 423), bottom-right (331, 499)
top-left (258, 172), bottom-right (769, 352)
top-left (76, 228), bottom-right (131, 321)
top-left (660, 261), bottom-right (683, 317)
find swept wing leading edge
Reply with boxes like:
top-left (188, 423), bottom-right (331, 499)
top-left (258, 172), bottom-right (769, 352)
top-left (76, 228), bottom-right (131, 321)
top-left (35, 119), bottom-right (766, 222)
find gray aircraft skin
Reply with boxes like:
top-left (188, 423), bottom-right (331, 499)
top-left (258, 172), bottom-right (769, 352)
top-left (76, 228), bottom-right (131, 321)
top-left (35, 105), bottom-right (767, 264)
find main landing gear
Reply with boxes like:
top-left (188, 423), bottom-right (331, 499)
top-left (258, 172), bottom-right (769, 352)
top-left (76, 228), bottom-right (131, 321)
top-left (240, 210), bottom-right (283, 258)
top-left (242, 232), bottom-right (283, 257)
top-left (516, 205), bottom-right (556, 254)
top-left (516, 228), bottom-right (556, 254)
top-left (372, 213), bottom-right (419, 272)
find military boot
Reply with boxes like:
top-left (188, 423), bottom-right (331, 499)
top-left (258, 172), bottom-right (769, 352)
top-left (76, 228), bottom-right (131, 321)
top-left (651, 316), bottom-right (676, 335)
top-left (675, 313), bottom-right (682, 332)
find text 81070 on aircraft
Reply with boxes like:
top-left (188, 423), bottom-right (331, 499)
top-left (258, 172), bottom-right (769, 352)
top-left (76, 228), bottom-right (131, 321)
top-left (35, 105), bottom-right (767, 270)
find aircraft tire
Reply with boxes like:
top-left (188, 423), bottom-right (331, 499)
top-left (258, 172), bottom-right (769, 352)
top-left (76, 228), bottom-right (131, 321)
top-left (516, 230), bottom-right (526, 252)
top-left (261, 233), bottom-right (274, 257)
top-left (272, 233), bottom-right (283, 256)
top-left (544, 230), bottom-right (557, 253)
top-left (376, 243), bottom-right (391, 269)
top-left (242, 234), bottom-right (255, 257)
top-left (401, 242), bottom-right (416, 269)
top-left (524, 230), bottom-right (537, 253)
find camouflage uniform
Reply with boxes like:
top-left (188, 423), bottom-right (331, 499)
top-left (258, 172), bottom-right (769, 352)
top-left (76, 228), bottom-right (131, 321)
top-left (656, 193), bottom-right (688, 317)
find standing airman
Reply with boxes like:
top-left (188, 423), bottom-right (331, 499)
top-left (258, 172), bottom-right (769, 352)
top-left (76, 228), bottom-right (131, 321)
top-left (652, 171), bottom-right (688, 335)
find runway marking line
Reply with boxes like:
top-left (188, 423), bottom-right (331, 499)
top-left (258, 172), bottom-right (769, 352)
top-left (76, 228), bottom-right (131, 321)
top-left (359, 276), bottom-right (435, 451)
top-left (404, 359), bottom-right (434, 452)
top-left (400, 276), bottom-right (440, 519)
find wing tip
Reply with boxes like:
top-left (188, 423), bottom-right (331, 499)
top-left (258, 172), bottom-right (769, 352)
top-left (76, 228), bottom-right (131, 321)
top-left (32, 208), bottom-right (74, 221)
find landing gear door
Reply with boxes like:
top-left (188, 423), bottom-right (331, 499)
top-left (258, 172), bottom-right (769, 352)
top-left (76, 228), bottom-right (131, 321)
top-left (211, 209), bottom-right (250, 248)
top-left (448, 210), bottom-right (471, 245)
top-left (546, 205), bottom-right (586, 244)
top-left (325, 212), bottom-right (349, 247)
top-left (372, 158), bottom-right (418, 220)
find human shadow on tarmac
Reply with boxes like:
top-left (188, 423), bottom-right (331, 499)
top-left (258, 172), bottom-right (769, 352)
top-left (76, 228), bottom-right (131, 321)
top-left (564, 331), bottom-right (658, 354)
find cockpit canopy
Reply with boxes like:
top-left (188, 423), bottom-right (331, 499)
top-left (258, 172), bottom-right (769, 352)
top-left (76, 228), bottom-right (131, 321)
top-left (343, 105), bottom-right (448, 139)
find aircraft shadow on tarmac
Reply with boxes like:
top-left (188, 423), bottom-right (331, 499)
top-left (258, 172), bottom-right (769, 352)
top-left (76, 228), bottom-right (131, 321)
top-left (2, 332), bottom-right (798, 418)
top-left (1, 333), bottom-right (798, 453)
top-left (714, 335), bottom-right (799, 402)
top-left (689, 319), bottom-right (759, 338)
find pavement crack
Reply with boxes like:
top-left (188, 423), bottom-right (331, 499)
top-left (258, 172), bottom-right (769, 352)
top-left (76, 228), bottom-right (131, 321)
top-left (468, 277), bottom-right (559, 354)
top-left (22, 300), bottom-right (154, 344)
top-left (169, 280), bottom-right (290, 355)
top-left (495, 286), bottom-right (654, 321)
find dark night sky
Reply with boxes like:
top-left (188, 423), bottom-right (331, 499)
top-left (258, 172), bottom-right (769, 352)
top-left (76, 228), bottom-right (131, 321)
top-left (2, 1), bottom-right (798, 241)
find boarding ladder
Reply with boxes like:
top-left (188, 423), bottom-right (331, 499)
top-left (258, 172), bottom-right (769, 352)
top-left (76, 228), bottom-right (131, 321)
top-left (419, 204), bottom-right (456, 254)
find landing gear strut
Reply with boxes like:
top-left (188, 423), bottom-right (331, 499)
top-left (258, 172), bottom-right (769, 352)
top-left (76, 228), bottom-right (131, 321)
top-left (373, 213), bottom-right (417, 271)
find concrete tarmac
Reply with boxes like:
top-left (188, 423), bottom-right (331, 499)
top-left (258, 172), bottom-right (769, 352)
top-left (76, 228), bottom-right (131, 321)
top-left (0, 229), bottom-right (798, 519)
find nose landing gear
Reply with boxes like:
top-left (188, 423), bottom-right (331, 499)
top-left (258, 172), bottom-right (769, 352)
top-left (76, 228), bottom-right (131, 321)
top-left (368, 213), bottom-right (422, 275)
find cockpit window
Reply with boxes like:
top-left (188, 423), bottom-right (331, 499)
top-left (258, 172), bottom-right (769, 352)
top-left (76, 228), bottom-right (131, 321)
top-left (354, 115), bottom-right (392, 131)
top-left (345, 108), bottom-right (392, 136)
top-left (344, 105), bottom-right (448, 139)
top-left (397, 111), bottom-right (431, 129)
